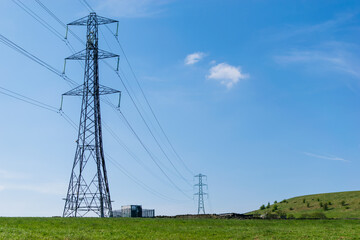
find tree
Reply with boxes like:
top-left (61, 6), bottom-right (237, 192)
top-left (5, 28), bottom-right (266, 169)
top-left (266, 202), bottom-right (270, 209)
top-left (272, 205), bottom-right (278, 212)
top-left (260, 204), bottom-right (266, 210)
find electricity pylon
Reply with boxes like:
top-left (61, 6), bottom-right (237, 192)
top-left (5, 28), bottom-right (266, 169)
top-left (62, 13), bottom-right (120, 218)
top-left (194, 173), bottom-right (207, 214)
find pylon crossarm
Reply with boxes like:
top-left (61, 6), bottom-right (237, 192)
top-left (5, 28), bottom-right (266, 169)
top-left (63, 84), bottom-right (84, 96)
top-left (66, 49), bottom-right (118, 60)
top-left (68, 14), bottom-right (118, 26)
top-left (96, 15), bottom-right (118, 25)
top-left (68, 16), bottom-right (88, 26)
top-left (98, 85), bottom-right (120, 95)
top-left (62, 84), bottom-right (119, 96)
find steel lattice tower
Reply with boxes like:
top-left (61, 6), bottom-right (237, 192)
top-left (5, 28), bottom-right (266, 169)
top-left (194, 173), bottom-right (207, 214)
top-left (62, 13), bottom-right (120, 218)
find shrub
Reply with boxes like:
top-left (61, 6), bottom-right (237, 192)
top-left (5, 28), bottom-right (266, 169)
top-left (303, 199), bottom-right (306, 203)
top-left (287, 214), bottom-right (295, 219)
top-left (317, 198), bottom-right (320, 201)
top-left (323, 203), bottom-right (328, 211)
top-left (300, 212), bottom-right (327, 219)
top-left (319, 202), bottom-right (323, 207)
top-left (307, 202), bottom-right (310, 208)
top-left (341, 200), bottom-right (346, 206)
top-left (274, 200), bottom-right (277, 204)
top-left (328, 201), bottom-right (332, 205)
top-left (310, 212), bottom-right (327, 219)
top-left (289, 207), bottom-right (293, 211)
top-left (276, 210), bottom-right (287, 219)
top-left (345, 206), bottom-right (350, 209)
top-left (260, 204), bottom-right (266, 210)
top-left (299, 213), bottom-right (310, 219)
top-left (266, 202), bottom-right (270, 209)
top-left (263, 213), bottom-right (279, 219)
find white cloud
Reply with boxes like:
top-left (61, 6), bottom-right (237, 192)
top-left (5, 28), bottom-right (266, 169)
top-left (184, 52), bottom-right (206, 65)
top-left (303, 152), bottom-right (350, 163)
top-left (207, 63), bottom-right (249, 89)
top-left (95, 0), bottom-right (173, 18)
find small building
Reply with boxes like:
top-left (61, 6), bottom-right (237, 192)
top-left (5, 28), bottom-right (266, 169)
top-left (112, 205), bottom-right (155, 218)
top-left (142, 209), bottom-right (155, 218)
top-left (122, 205), bottom-right (142, 218)
top-left (112, 210), bottom-right (122, 217)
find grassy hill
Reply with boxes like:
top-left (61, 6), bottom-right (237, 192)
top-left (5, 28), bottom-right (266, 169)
top-left (247, 191), bottom-right (360, 219)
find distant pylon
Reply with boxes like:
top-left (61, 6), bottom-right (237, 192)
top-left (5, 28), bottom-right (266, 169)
top-left (62, 13), bottom-right (120, 218)
top-left (194, 173), bottom-right (207, 214)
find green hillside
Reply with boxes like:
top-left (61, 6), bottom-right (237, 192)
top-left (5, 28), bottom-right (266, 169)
top-left (247, 191), bottom-right (360, 219)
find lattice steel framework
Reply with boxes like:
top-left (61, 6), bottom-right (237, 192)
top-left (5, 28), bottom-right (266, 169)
top-left (194, 173), bottom-right (207, 214)
top-left (62, 13), bottom-right (119, 218)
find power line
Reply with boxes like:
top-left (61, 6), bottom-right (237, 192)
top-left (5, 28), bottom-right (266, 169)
top-left (104, 62), bottom-right (192, 186)
top-left (32, 0), bottom-right (193, 190)
top-left (0, 86), bottom-right (58, 113)
top-left (7, 3), bottom-right (193, 199)
top-left (0, 83), bottom-right (177, 202)
top-left (103, 99), bottom-right (183, 178)
top-left (0, 27), bottom-right (188, 200)
top-left (80, 0), bottom-right (194, 183)
top-left (107, 29), bottom-right (194, 176)
top-left (34, 0), bottom-right (85, 45)
top-left (116, 109), bottom-right (191, 199)
top-left (78, 0), bottom-right (94, 12)
top-left (0, 85), bottom-right (79, 132)
top-left (0, 34), bottom-right (77, 87)
top-left (102, 119), bottom-right (176, 187)
top-left (0, 85), bottom-right (178, 202)
top-left (105, 153), bottom-right (183, 202)
top-left (12, 0), bottom-right (65, 42)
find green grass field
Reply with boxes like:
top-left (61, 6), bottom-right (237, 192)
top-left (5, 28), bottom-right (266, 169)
top-left (0, 218), bottom-right (360, 239)
top-left (248, 191), bottom-right (360, 219)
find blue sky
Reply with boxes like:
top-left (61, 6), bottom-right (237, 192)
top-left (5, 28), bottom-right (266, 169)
top-left (0, 0), bottom-right (360, 216)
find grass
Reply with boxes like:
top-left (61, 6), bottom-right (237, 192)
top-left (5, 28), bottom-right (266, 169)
top-left (248, 191), bottom-right (360, 219)
top-left (0, 217), bottom-right (360, 239)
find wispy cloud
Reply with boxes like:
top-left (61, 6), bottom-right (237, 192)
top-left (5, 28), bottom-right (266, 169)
top-left (0, 182), bottom-right (66, 195)
top-left (184, 52), bottom-right (206, 65)
top-left (0, 169), bottom-right (27, 180)
top-left (273, 12), bottom-right (356, 40)
top-left (95, 0), bottom-right (173, 18)
top-left (303, 152), bottom-right (350, 163)
top-left (274, 42), bottom-right (360, 78)
top-left (207, 63), bottom-right (249, 89)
